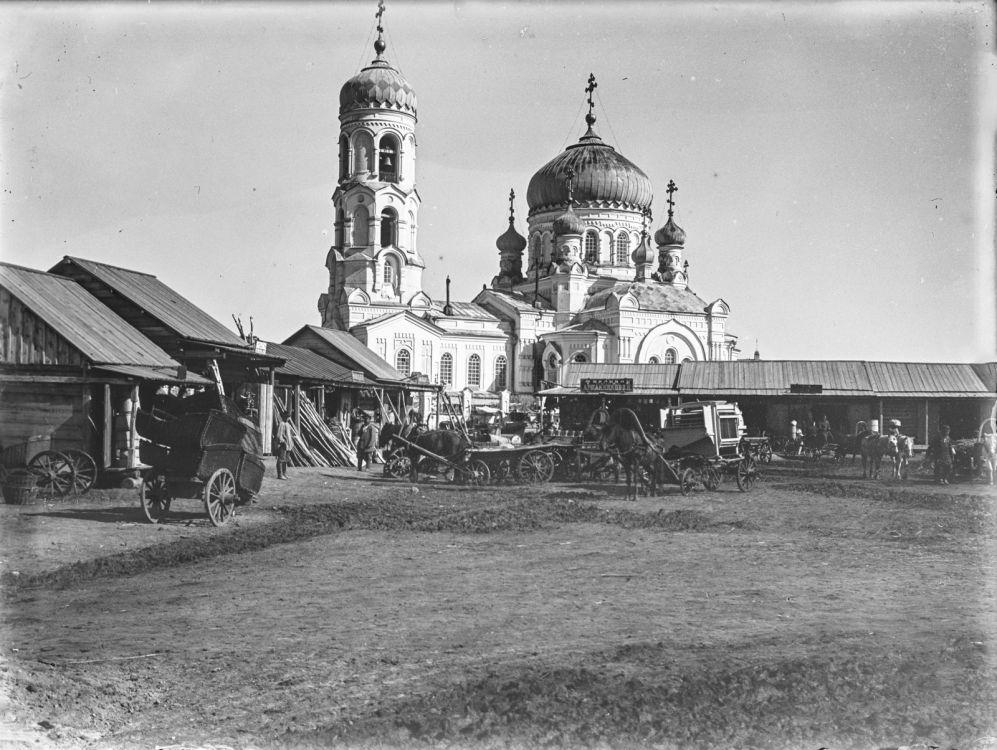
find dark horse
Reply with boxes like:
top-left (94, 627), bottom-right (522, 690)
top-left (598, 408), bottom-right (662, 500)
top-left (379, 422), bottom-right (471, 482)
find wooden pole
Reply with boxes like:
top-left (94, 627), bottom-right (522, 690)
top-left (102, 383), bottom-right (112, 468)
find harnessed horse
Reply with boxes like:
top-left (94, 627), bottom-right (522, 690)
top-left (598, 408), bottom-right (663, 500)
top-left (378, 423), bottom-right (470, 483)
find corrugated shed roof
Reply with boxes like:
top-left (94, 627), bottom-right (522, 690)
top-left (971, 363), bottom-right (997, 393)
top-left (52, 256), bottom-right (247, 347)
top-left (291, 325), bottom-right (408, 383)
top-left (864, 362), bottom-right (990, 396)
top-left (561, 363), bottom-right (680, 392)
top-left (93, 364), bottom-right (212, 384)
top-left (0, 263), bottom-right (180, 367)
top-left (678, 360), bottom-right (873, 395)
top-left (264, 342), bottom-right (371, 385)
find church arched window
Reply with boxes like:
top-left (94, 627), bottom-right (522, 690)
top-left (584, 230), bottom-right (598, 263)
top-left (682, 357), bottom-right (693, 364)
top-left (353, 131), bottom-right (374, 175)
top-left (541, 233), bottom-right (552, 265)
top-left (572, 352), bottom-right (587, 363)
top-left (493, 355), bottom-right (507, 390)
top-left (615, 233), bottom-right (630, 264)
top-left (467, 354), bottom-right (482, 387)
top-left (664, 348), bottom-right (677, 364)
top-left (352, 205), bottom-right (369, 247)
top-left (334, 208), bottom-right (345, 248)
top-left (531, 234), bottom-right (541, 269)
top-left (338, 135), bottom-right (349, 181)
top-left (439, 352), bottom-right (453, 386)
top-left (648, 356), bottom-right (660, 364)
top-left (382, 256), bottom-right (399, 291)
top-left (395, 348), bottom-right (411, 376)
top-left (378, 133), bottom-right (400, 182)
top-left (380, 207), bottom-right (398, 248)
top-left (408, 211), bottom-right (416, 252)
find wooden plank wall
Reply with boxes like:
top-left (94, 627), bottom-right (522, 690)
top-left (0, 381), bottom-right (90, 453)
top-left (0, 289), bottom-right (84, 366)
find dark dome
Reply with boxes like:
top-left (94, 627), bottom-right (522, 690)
top-left (654, 217), bottom-right (686, 246)
top-left (340, 59), bottom-right (417, 116)
top-left (527, 132), bottom-right (653, 213)
top-left (552, 206), bottom-right (584, 236)
top-left (496, 221), bottom-right (527, 253)
top-left (631, 235), bottom-right (655, 265)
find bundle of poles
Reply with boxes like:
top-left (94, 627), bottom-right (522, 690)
top-left (274, 394), bottom-right (357, 468)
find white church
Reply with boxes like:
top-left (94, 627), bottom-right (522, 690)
top-left (316, 13), bottom-right (739, 403)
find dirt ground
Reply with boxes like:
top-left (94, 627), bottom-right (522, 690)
top-left (1, 456), bottom-right (995, 750)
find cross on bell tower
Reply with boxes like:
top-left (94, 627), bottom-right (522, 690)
top-left (584, 74), bottom-right (598, 132)
top-left (665, 179), bottom-right (678, 219)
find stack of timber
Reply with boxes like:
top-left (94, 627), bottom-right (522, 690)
top-left (274, 396), bottom-right (357, 468)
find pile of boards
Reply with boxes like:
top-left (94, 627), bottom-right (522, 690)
top-left (273, 395), bottom-right (357, 468)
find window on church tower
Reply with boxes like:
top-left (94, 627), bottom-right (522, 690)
top-left (383, 258), bottom-right (395, 288)
top-left (664, 349), bottom-right (677, 364)
top-left (396, 348), bottom-right (411, 376)
top-left (494, 355), bottom-right (507, 390)
top-left (352, 206), bottom-right (369, 247)
top-left (572, 352), bottom-right (587, 363)
top-left (338, 135), bottom-right (349, 181)
top-left (380, 208), bottom-right (397, 248)
top-left (439, 352), bottom-right (453, 386)
top-left (584, 231), bottom-right (598, 263)
top-left (531, 235), bottom-right (541, 269)
top-left (615, 233), bottom-right (630, 264)
top-left (467, 354), bottom-right (482, 387)
top-left (379, 134), bottom-right (399, 183)
top-left (648, 356), bottom-right (660, 364)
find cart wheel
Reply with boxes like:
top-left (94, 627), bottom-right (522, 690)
top-left (759, 444), bottom-right (773, 464)
top-left (63, 449), bottom-right (98, 495)
top-left (459, 459), bottom-right (491, 486)
top-left (679, 468), bottom-right (695, 495)
top-left (204, 468), bottom-right (237, 526)
top-left (703, 466), bottom-right (722, 491)
top-left (383, 454), bottom-right (412, 479)
top-left (517, 450), bottom-right (554, 484)
top-left (141, 474), bottom-right (173, 523)
top-left (736, 457), bottom-right (758, 491)
top-left (27, 450), bottom-right (76, 497)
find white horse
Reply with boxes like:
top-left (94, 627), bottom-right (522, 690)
top-left (976, 433), bottom-right (997, 485)
top-left (861, 433), bottom-right (913, 480)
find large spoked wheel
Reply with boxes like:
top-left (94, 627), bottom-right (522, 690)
top-left (27, 450), bottom-right (76, 497)
top-left (141, 473), bottom-right (173, 523)
top-left (459, 459), bottom-right (491, 486)
top-left (203, 468), bottom-right (237, 526)
top-left (736, 457), bottom-right (758, 492)
top-left (679, 468), bottom-right (695, 495)
top-left (63, 449), bottom-right (98, 494)
top-left (517, 450), bottom-right (555, 484)
top-left (383, 454), bottom-right (412, 479)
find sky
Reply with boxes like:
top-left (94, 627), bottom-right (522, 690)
top-left (2, 0), bottom-right (995, 363)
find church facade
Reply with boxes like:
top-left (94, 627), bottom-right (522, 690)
top-left (317, 18), bottom-right (739, 402)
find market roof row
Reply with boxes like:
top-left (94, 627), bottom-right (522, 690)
top-left (542, 361), bottom-right (997, 398)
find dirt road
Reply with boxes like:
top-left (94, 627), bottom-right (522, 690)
top-left (1, 461), bottom-right (995, 749)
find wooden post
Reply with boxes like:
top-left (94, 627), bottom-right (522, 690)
top-left (128, 383), bottom-right (140, 469)
top-left (293, 383), bottom-right (302, 434)
top-left (102, 383), bottom-right (113, 468)
top-left (259, 370), bottom-right (274, 455)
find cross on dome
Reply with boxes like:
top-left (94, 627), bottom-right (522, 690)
top-left (565, 167), bottom-right (576, 205)
top-left (665, 180), bottom-right (678, 219)
top-left (508, 188), bottom-right (516, 223)
top-left (374, 0), bottom-right (387, 58)
top-left (585, 73), bottom-right (598, 130)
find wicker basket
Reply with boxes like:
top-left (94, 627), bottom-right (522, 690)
top-left (2, 470), bottom-right (39, 505)
top-left (1, 435), bottom-right (52, 469)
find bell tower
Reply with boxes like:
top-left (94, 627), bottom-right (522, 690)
top-left (319, 1), bottom-right (425, 329)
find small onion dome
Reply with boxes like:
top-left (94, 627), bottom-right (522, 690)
top-left (631, 234), bottom-right (655, 266)
top-left (654, 216), bottom-right (686, 246)
top-left (496, 220), bottom-right (527, 254)
top-left (552, 206), bottom-right (584, 236)
top-left (527, 131), bottom-right (653, 213)
top-left (340, 58), bottom-right (417, 116)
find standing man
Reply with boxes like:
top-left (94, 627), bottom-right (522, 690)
top-left (356, 412), bottom-right (380, 471)
top-left (928, 424), bottom-right (955, 485)
top-left (275, 414), bottom-right (294, 480)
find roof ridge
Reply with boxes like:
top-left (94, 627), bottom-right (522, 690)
top-left (62, 255), bottom-right (159, 278)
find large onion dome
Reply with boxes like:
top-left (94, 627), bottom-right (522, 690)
top-left (339, 38), bottom-right (417, 116)
top-left (654, 217), bottom-right (686, 246)
top-left (527, 130), bottom-right (653, 213)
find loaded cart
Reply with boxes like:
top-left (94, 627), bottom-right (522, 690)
top-left (139, 409), bottom-right (265, 526)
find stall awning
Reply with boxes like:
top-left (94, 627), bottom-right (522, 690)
top-left (93, 364), bottom-right (212, 385)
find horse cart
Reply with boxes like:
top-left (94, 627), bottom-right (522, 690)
top-left (138, 409), bottom-right (264, 526)
top-left (381, 430), bottom-right (491, 485)
top-left (467, 444), bottom-right (559, 485)
top-left (1, 434), bottom-right (98, 502)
